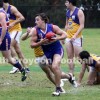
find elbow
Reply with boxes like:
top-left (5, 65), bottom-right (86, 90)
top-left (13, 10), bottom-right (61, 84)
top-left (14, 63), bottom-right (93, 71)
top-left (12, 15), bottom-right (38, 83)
top-left (30, 43), bottom-right (39, 48)
top-left (21, 16), bottom-right (25, 22)
top-left (21, 37), bottom-right (24, 41)
top-left (81, 24), bottom-right (84, 30)
top-left (82, 25), bottom-right (84, 29)
top-left (23, 17), bottom-right (25, 21)
top-left (22, 17), bottom-right (25, 21)
top-left (30, 45), bottom-right (34, 49)
top-left (21, 35), bottom-right (25, 41)
top-left (30, 44), bottom-right (35, 49)
top-left (63, 34), bottom-right (67, 39)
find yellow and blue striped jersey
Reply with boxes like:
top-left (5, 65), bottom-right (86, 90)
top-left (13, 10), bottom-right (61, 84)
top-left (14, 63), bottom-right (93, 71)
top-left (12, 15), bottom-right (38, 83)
top-left (9, 20), bottom-right (22, 32)
top-left (34, 46), bottom-right (44, 57)
top-left (90, 54), bottom-right (100, 62)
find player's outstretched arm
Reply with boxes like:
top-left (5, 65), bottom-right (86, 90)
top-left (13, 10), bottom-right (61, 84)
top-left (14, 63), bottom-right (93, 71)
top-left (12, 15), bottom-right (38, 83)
top-left (21, 27), bottom-right (32, 41)
top-left (9, 5), bottom-right (25, 27)
top-left (77, 63), bottom-right (87, 86)
top-left (30, 28), bottom-right (42, 48)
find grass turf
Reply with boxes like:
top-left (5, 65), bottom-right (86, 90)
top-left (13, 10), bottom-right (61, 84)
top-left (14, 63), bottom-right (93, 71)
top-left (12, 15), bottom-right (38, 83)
top-left (0, 28), bottom-right (100, 100)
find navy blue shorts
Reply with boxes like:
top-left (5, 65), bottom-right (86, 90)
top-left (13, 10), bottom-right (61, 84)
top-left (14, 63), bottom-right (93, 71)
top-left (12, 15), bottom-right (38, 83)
top-left (44, 47), bottom-right (64, 64)
top-left (0, 34), bottom-right (11, 51)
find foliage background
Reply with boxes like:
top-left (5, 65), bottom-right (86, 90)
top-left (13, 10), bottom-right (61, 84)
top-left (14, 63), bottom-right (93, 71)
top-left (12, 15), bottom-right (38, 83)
top-left (8, 0), bottom-right (100, 28)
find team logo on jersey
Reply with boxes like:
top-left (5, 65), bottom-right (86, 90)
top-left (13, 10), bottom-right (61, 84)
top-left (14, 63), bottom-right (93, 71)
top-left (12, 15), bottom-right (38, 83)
top-left (7, 14), bottom-right (10, 18)
top-left (72, 15), bottom-right (75, 20)
top-left (68, 22), bottom-right (72, 25)
top-left (38, 33), bottom-right (43, 39)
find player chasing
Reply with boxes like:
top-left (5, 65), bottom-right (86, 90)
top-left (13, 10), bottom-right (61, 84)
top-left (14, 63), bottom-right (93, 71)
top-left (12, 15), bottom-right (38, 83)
top-left (3, 0), bottom-right (29, 74)
top-left (0, 0), bottom-right (27, 82)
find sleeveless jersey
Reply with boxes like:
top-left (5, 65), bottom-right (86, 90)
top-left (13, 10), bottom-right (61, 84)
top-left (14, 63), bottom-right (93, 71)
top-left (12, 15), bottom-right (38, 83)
top-left (66, 7), bottom-right (82, 38)
top-left (36, 24), bottom-right (62, 53)
top-left (34, 46), bottom-right (44, 57)
top-left (88, 54), bottom-right (100, 67)
top-left (0, 8), bottom-right (11, 51)
top-left (6, 5), bottom-right (22, 33)
top-left (90, 54), bottom-right (100, 62)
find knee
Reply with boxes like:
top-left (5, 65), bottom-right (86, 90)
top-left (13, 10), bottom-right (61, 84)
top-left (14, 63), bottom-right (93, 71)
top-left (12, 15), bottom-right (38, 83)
top-left (67, 54), bottom-right (74, 59)
top-left (52, 65), bottom-right (59, 71)
top-left (6, 57), bottom-right (14, 64)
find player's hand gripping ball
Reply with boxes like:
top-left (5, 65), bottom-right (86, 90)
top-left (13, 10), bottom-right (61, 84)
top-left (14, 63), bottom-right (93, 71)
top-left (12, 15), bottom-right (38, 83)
top-left (46, 32), bottom-right (56, 41)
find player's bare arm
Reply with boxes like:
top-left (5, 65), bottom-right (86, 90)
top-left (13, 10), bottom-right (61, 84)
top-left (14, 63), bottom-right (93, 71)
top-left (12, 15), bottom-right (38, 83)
top-left (65, 18), bottom-right (68, 31)
top-left (53, 25), bottom-right (67, 40)
top-left (0, 13), bottom-right (7, 42)
top-left (21, 27), bottom-right (32, 40)
top-left (74, 9), bottom-right (85, 38)
top-left (21, 32), bottom-right (32, 41)
top-left (77, 63), bottom-right (87, 85)
top-left (30, 28), bottom-right (48, 48)
top-left (10, 5), bottom-right (25, 27)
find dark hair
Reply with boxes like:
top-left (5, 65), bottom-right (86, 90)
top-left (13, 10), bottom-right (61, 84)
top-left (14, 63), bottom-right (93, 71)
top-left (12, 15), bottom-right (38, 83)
top-left (36, 13), bottom-right (49, 23)
top-left (79, 51), bottom-right (90, 60)
top-left (0, 0), bottom-right (3, 7)
top-left (3, 0), bottom-right (9, 3)
top-left (67, 0), bottom-right (76, 6)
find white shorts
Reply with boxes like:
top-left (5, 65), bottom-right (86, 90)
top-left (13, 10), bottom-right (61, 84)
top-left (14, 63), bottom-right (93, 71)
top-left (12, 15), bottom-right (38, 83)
top-left (65, 37), bottom-right (83, 47)
top-left (10, 31), bottom-right (22, 43)
top-left (90, 67), bottom-right (96, 72)
top-left (36, 55), bottom-right (47, 67)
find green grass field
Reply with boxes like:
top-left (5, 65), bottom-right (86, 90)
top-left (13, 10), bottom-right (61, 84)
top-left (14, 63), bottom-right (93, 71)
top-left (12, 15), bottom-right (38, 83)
top-left (0, 28), bottom-right (100, 100)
